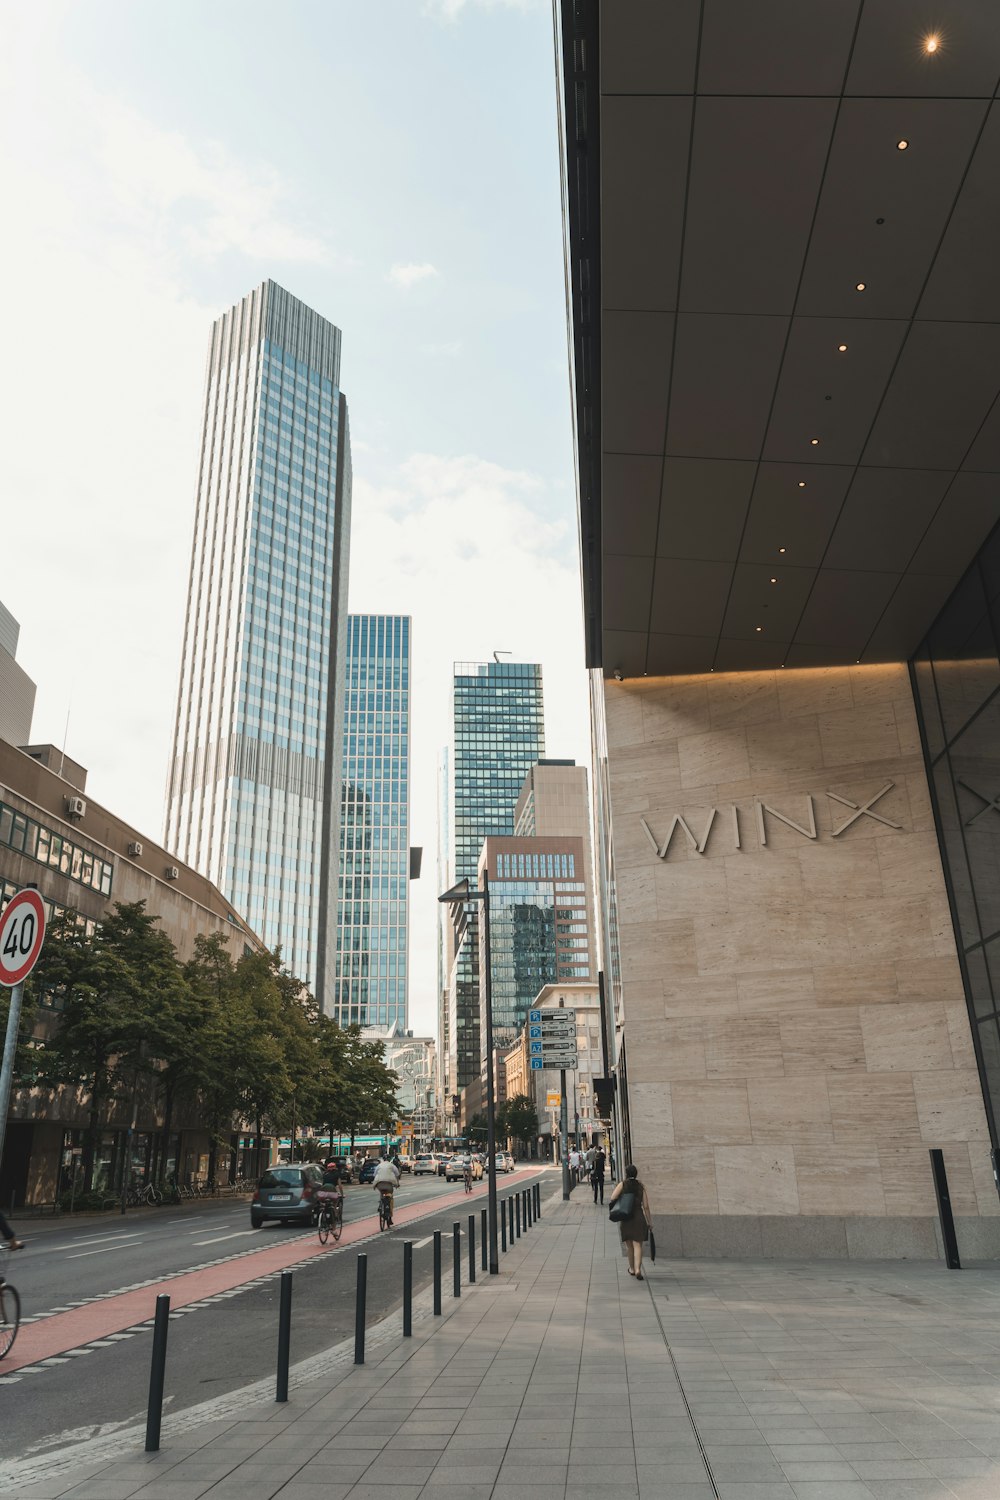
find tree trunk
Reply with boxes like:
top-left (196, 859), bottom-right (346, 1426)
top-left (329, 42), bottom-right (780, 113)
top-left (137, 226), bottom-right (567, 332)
top-left (158, 1081), bottom-right (175, 1188)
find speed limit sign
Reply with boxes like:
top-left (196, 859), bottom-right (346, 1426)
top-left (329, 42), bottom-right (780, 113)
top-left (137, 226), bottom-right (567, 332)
top-left (0, 888), bottom-right (47, 987)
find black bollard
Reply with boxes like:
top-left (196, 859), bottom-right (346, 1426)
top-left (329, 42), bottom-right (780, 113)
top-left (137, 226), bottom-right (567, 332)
top-left (433, 1230), bottom-right (442, 1314)
top-left (468, 1214), bottom-right (476, 1283)
top-left (508, 1195), bottom-right (515, 1245)
top-left (355, 1254), bottom-right (367, 1365)
top-left (524, 1188), bottom-right (531, 1228)
top-left (535, 1181), bottom-right (541, 1217)
top-left (515, 1191), bottom-right (521, 1238)
top-left (275, 1270), bottom-right (293, 1402)
top-left (403, 1241), bottom-right (413, 1337)
top-left (501, 1196), bottom-right (507, 1252)
top-left (481, 1206), bottom-right (487, 1270)
top-left (453, 1221), bottom-right (461, 1298)
top-left (145, 1293), bottom-right (171, 1452)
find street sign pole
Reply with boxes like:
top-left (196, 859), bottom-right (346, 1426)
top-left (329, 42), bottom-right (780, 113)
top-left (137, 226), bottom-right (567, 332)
top-left (560, 1068), bottom-right (570, 1201)
top-left (0, 980), bottom-right (25, 1175)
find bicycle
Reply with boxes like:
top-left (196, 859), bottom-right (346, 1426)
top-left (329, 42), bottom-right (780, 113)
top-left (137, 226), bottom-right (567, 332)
top-left (0, 1250), bottom-right (21, 1360)
top-left (377, 1186), bottom-right (393, 1231)
top-left (317, 1190), bottom-right (343, 1245)
top-left (463, 1168), bottom-right (473, 1195)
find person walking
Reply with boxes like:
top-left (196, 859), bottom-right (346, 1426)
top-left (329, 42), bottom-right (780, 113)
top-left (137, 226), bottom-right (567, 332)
top-left (591, 1146), bottom-right (606, 1205)
top-left (569, 1146), bottom-right (581, 1179)
top-left (609, 1164), bottom-right (651, 1279)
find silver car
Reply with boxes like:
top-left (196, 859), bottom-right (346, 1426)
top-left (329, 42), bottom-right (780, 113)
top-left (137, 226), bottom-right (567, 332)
top-left (251, 1164), bottom-right (323, 1227)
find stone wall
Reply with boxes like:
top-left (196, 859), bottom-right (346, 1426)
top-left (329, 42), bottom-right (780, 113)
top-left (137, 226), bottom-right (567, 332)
top-left (606, 663), bottom-right (1000, 1259)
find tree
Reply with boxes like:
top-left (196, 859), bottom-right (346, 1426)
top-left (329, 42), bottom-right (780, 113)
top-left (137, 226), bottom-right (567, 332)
top-left (500, 1094), bottom-right (539, 1156)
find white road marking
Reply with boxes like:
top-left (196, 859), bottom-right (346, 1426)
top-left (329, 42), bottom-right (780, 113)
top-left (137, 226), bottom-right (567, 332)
top-left (188, 1223), bottom-right (234, 1234)
top-left (192, 1231), bottom-right (258, 1246)
top-left (411, 1236), bottom-right (433, 1249)
top-left (66, 1241), bottom-right (145, 1259)
top-left (68, 1231), bottom-right (142, 1246)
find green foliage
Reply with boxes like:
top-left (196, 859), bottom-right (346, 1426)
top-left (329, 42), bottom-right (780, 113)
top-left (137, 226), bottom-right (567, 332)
top-left (500, 1094), bottom-right (539, 1149)
top-left (23, 905), bottom-right (404, 1188)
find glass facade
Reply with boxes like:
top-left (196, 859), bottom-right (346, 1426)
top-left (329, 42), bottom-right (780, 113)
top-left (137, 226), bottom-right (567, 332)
top-left (449, 661), bottom-right (545, 1087)
top-left (165, 283), bottom-right (351, 1003)
top-left (334, 615), bottom-right (410, 1030)
top-left (913, 524), bottom-right (1000, 1153)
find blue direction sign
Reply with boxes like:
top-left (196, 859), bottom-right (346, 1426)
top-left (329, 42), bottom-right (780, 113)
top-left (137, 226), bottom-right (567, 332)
top-left (528, 1010), bottom-right (541, 1023)
top-left (529, 1025), bottom-right (542, 1039)
top-left (530, 1058), bottom-right (543, 1070)
top-left (530, 1040), bottom-right (543, 1055)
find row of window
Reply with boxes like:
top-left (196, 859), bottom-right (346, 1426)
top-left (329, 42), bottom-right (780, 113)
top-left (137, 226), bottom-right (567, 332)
top-left (0, 802), bottom-right (113, 897)
top-left (494, 851), bottom-right (577, 880)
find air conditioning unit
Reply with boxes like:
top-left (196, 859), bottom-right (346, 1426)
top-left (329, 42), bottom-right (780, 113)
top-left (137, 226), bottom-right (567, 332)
top-left (66, 796), bottom-right (86, 820)
top-left (165, 865), bottom-right (180, 881)
top-left (127, 841), bottom-right (143, 858)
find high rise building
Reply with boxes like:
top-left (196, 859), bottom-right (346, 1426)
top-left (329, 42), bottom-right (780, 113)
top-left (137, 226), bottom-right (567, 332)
top-left (436, 744), bottom-right (453, 1110)
top-left (477, 835), bottom-right (596, 1052)
top-left (0, 601), bottom-right (36, 747)
top-left (334, 614), bottom-right (411, 1029)
top-left (165, 281), bottom-right (351, 1005)
top-left (447, 661), bottom-right (545, 1088)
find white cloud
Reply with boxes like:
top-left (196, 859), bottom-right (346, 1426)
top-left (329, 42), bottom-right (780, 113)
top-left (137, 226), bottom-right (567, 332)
top-left (424, 0), bottom-right (540, 19)
top-left (422, 339), bottom-right (464, 358)
top-left (348, 452), bottom-right (590, 1032)
top-left (387, 262), bottom-right (441, 289)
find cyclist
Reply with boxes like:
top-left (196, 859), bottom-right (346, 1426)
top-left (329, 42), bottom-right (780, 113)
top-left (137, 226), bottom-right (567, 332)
top-left (0, 1210), bottom-right (22, 1287)
top-left (463, 1155), bottom-right (473, 1193)
top-left (372, 1156), bottom-right (400, 1225)
top-left (319, 1157), bottom-right (345, 1213)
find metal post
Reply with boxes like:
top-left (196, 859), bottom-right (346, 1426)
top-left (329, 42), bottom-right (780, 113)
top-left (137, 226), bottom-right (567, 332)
top-left (929, 1149), bottom-right (961, 1270)
top-left (354, 1254), bottom-right (367, 1364)
top-left (403, 1241), bottom-right (413, 1336)
top-left (560, 1068), bottom-right (570, 1201)
top-left (515, 1190), bottom-right (521, 1238)
top-left (501, 1195), bottom-right (507, 1251)
top-left (508, 1195), bottom-right (515, 1244)
top-left (0, 981), bottom-right (24, 1176)
top-left (433, 1230), bottom-right (442, 1313)
top-left (275, 1270), bottom-right (292, 1401)
top-left (481, 1206), bottom-right (487, 1269)
top-left (468, 1213), bottom-right (476, 1283)
top-left (144, 1293), bottom-right (170, 1452)
top-left (482, 872), bottom-right (500, 1274)
top-left (534, 1182), bottom-right (540, 1217)
top-left (453, 1221), bottom-right (461, 1297)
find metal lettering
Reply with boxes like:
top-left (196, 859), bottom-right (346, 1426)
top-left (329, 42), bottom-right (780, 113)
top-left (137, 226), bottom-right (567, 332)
top-left (755, 796), bottom-right (816, 846)
top-left (732, 803), bottom-right (741, 850)
top-left (641, 809), bottom-right (717, 858)
top-left (828, 781), bottom-right (900, 837)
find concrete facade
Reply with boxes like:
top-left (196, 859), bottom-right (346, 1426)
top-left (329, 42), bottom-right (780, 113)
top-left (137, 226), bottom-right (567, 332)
top-left (605, 662), bottom-right (1000, 1259)
top-left (0, 601), bottom-right (36, 747)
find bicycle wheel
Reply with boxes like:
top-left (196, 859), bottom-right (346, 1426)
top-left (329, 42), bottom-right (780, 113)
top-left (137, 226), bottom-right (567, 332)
top-left (378, 1197), bottom-right (390, 1231)
top-left (332, 1202), bottom-right (343, 1242)
top-left (0, 1283), bottom-right (21, 1359)
top-left (318, 1207), bottom-right (330, 1245)
top-left (148, 1185), bottom-right (162, 1207)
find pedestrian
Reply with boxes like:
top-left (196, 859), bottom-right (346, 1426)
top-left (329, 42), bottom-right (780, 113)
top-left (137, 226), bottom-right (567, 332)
top-left (585, 1144), bottom-right (596, 1175)
top-left (569, 1146), bottom-right (581, 1179)
top-left (609, 1164), bottom-right (651, 1280)
top-left (591, 1146), bottom-right (606, 1205)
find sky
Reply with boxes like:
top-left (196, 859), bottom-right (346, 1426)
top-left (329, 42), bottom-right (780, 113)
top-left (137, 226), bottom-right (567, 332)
top-left (0, 0), bottom-right (589, 1036)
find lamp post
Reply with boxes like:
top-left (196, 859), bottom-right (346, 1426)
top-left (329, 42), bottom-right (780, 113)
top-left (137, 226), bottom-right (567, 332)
top-left (439, 876), bottom-right (499, 1275)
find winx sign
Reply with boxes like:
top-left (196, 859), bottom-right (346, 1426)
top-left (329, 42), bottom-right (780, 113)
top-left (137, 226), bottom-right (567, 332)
top-left (640, 781), bottom-right (902, 860)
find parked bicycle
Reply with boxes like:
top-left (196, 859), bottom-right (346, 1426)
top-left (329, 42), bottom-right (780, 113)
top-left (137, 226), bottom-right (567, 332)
top-left (0, 1248), bottom-right (21, 1360)
top-left (125, 1181), bottom-right (162, 1208)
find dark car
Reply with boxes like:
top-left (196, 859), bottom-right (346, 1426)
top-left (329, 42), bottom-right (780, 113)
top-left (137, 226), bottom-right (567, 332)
top-left (328, 1155), bottom-right (354, 1183)
top-left (358, 1158), bottom-right (378, 1184)
top-left (251, 1164), bottom-right (323, 1228)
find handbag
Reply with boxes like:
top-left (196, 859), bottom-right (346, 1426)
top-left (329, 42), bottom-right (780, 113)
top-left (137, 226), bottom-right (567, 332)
top-left (609, 1189), bottom-right (636, 1222)
top-left (649, 1227), bottom-right (656, 1262)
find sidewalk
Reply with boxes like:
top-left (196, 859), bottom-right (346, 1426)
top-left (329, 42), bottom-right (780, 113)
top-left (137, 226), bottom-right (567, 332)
top-left (15, 1184), bottom-right (1000, 1500)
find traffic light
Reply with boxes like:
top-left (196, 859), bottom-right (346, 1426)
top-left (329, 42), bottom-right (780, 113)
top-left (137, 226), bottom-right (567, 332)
top-left (451, 1094), bottom-right (461, 1118)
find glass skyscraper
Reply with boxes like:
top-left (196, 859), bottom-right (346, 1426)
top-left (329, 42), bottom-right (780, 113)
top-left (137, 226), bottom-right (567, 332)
top-left (448, 661), bottom-right (545, 1088)
top-left (165, 282), bottom-right (351, 1006)
top-left (334, 614), bottom-right (411, 1029)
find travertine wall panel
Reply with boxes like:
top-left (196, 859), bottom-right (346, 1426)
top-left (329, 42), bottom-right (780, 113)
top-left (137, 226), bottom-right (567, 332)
top-left (607, 663), bottom-right (1000, 1255)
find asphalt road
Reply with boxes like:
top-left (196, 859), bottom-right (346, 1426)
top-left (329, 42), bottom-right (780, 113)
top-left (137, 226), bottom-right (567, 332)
top-left (3, 1167), bottom-right (549, 1463)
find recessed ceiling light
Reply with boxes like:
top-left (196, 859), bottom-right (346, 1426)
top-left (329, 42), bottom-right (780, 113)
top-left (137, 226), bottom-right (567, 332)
top-left (923, 33), bottom-right (941, 54)
top-left (897, 139), bottom-right (909, 150)
top-left (798, 480), bottom-right (807, 488)
top-left (756, 626), bottom-right (763, 633)
top-left (810, 438), bottom-right (820, 446)
top-left (856, 281), bottom-right (866, 291)
top-left (838, 343), bottom-right (848, 352)
top-left (778, 547), bottom-right (786, 554)
top-left (769, 577), bottom-right (777, 584)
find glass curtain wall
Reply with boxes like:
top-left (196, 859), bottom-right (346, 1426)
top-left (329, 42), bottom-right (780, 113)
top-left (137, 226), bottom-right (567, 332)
top-left (912, 524), bottom-right (1000, 1152)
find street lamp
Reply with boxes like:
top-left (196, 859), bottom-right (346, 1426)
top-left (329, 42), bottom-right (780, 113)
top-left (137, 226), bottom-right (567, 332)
top-left (439, 875), bottom-right (499, 1275)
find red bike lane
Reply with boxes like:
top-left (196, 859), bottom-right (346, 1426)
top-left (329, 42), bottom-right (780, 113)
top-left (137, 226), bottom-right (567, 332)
top-left (4, 1167), bottom-right (544, 1374)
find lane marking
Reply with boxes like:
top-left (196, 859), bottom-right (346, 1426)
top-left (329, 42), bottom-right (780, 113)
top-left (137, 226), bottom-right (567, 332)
top-left (411, 1236), bottom-right (433, 1249)
top-left (66, 1242), bottom-right (145, 1259)
top-left (68, 1232), bottom-right (143, 1247)
top-left (192, 1231), bottom-right (258, 1246)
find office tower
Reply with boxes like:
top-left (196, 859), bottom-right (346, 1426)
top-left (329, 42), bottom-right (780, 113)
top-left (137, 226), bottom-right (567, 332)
top-left (334, 614), bottom-right (411, 1029)
top-left (0, 602), bottom-right (36, 746)
top-left (165, 281), bottom-right (351, 1005)
top-left (436, 744), bottom-right (453, 1109)
top-left (478, 835), bottom-right (596, 1051)
top-left (448, 660), bottom-right (545, 1088)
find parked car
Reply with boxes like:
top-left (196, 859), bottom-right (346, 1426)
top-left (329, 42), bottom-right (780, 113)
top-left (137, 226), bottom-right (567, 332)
top-left (445, 1153), bottom-right (471, 1182)
top-left (251, 1165), bottom-right (323, 1228)
top-left (358, 1158), bottom-right (378, 1184)
top-left (412, 1154), bottom-right (436, 1176)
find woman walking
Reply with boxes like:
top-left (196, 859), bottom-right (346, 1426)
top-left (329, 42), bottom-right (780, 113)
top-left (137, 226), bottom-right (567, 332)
top-left (609, 1164), bottom-right (651, 1280)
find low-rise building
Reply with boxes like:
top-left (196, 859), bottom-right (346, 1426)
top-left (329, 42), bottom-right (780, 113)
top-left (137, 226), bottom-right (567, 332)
top-left (523, 983), bottom-right (605, 1158)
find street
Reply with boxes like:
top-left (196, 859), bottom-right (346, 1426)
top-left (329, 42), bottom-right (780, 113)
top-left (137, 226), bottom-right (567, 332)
top-left (1, 1166), bottom-right (548, 1465)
